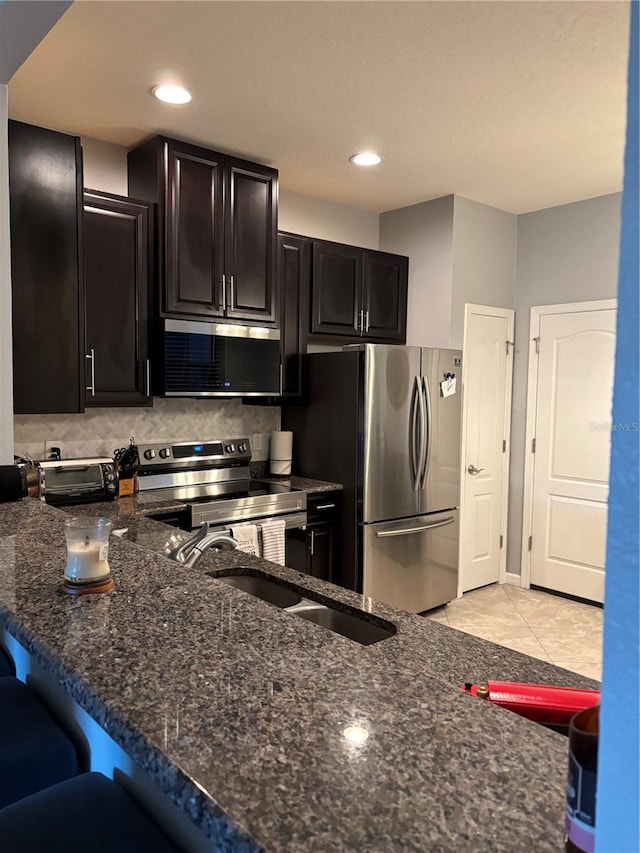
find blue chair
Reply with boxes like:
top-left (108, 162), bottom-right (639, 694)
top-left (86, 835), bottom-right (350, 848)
top-left (0, 772), bottom-right (181, 852)
top-left (0, 646), bottom-right (14, 676)
top-left (0, 678), bottom-right (79, 808)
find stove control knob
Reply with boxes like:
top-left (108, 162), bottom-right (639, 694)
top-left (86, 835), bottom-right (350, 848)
top-left (238, 442), bottom-right (247, 453)
top-left (159, 448), bottom-right (171, 459)
top-left (144, 449), bottom-right (156, 460)
top-left (225, 444), bottom-right (235, 453)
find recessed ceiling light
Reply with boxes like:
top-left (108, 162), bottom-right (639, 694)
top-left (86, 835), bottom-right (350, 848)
top-left (151, 84), bottom-right (192, 105)
top-left (349, 152), bottom-right (382, 167)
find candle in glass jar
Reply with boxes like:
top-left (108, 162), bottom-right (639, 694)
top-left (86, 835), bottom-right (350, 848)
top-left (65, 537), bottom-right (110, 582)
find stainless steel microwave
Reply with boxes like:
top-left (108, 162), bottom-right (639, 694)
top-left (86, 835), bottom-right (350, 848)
top-left (161, 319), bottom-right (281, 397)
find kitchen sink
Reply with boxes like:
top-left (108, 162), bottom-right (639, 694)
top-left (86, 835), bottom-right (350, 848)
top-left (210, 570), bottom-right (396, 646)
top-left (213, 573), bottom-right (303, 609)
top-left (286, 602), bottom-right (395, 646)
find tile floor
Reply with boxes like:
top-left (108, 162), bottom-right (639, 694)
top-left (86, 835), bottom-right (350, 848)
top-left (426, 583), bottom-right (603, 681)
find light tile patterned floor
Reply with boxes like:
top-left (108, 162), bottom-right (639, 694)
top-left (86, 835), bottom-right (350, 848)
top-left (426, 583), bottom-right (602, 682)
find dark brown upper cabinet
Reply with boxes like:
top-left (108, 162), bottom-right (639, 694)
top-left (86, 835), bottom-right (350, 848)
top-left (9, 120), bottom-right (85, 415)
top-left (362, 250), bottom-right (408, 342)
top-left (310, 240), bottom-right (408, 344)
top-left (83, 191), bottom-right (153, 407)
top-left (128, 137), bottom-right (278, 325)
top-left (278, 233), bottom-right (310, 398)
top-left (311, 241), bottom-right (362, 337)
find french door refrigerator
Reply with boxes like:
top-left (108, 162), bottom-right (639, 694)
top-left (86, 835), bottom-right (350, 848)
top-left (283, 344), bottom-right (462, 612)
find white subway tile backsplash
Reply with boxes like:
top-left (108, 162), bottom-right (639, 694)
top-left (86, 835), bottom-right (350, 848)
top-left (14, 398), bottom-right (279, 462)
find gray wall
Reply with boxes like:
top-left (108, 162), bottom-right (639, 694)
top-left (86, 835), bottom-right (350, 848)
top-left (379, 196), bottom-right (455, 348)
top-left (506, 192), bottom-right (622, 574)
top-left (279, 188), bottom-right (379, 249)
top-left (450, 196), bottom-right (517, 349)
top-left (82, 137), bottom-right (128, 196)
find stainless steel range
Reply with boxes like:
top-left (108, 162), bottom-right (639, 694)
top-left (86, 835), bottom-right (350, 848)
top-left (136, 437), bottom-right (307, 532)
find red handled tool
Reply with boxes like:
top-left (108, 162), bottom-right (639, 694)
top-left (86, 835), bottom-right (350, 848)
top-left (462, 680), bottom-right (600, 732)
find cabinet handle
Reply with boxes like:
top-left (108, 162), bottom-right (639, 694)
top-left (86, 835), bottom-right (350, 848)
top-left (279, 363), bottom-right (283, 395)
top-left (355, 309), bottom-right (364, 334)
top-left (315, 503), bottom-right (336, 510)
top-left (145, 359), bottom-right (151, 397)
top-left (310, 529), bottom-right (315, 557)
top-left (229, 275), bottom-right (235, 309)
top-left (221, 274), bottom-right (226, 313)
top-left (85, 349), bottom-right (95, 397)
top-left (364, 310), bottom-right (370, 333)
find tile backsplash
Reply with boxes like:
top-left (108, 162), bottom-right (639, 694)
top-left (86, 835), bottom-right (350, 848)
top-left (14, 398), bottom-right (279, 462)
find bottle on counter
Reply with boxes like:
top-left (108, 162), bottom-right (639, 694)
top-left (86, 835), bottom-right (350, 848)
top-left (565, 704), bottom-right (599, 853)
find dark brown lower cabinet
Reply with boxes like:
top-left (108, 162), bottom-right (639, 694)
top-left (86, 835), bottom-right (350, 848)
top-left (286, 491), bottom-right (341, 581)
top-left (9, 121), bottom-right (84, 414)
top-left (83, 191), bottom-right (153, 406)
top-left (286, 523), bottom-right (335, 582)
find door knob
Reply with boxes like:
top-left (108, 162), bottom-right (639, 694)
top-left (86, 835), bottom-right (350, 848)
top-left (467, 464), bottom-right (485, 475)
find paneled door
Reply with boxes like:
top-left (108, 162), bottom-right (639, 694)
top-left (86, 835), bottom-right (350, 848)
top-left (525, 302), bottom-right (617, 603)
top-left (459, 305), bottom-right (514, 593)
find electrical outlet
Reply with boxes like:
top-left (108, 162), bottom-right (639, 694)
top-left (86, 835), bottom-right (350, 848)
top-left (44, 440), bottom-right (63, 461)
top-left (251, 433), bottom-right (269, 462)
top-left (252, 433), bottom-right (264, 452)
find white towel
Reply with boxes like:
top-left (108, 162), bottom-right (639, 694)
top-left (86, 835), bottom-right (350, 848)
top-left (260, 518), bottom-right (286, 566)
top-left (230, 524), bottom-right (259, 556)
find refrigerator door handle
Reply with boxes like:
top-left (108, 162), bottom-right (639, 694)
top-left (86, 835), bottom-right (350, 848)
top-left (409, 376), bottom-right (421, 490)
top-left (375, 516), bottom-right (456, 538)
top-left (419, 375), bottom-right (432, 491)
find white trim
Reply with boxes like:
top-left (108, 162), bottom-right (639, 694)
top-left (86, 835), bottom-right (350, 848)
top-left (458, 303), bottom-right (515, 597)
top-left (520, 298), bottom-right (618, 589)
top-left (503, 572), bottom-right (522, 587)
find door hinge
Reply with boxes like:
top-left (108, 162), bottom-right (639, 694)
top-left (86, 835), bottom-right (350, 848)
top-left (499, 534), bottom-right (504, 549)
top-left (532, 437), bottom-right (536, 453)
top-left (506, 340), bottom-right (514, 355)
top-left (528, 535), bottom-right (533, 552)
top-left (502, 439), bottom-right (507, 453)
top-left (533, 336), bottom-right (540, 354)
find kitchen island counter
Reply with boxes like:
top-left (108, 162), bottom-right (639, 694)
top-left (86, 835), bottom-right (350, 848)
top-left (0, 498), bottom-right (596, 852)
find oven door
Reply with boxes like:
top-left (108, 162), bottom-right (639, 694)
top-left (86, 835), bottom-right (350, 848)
top-left (163, 319), bottom-right (281, 397)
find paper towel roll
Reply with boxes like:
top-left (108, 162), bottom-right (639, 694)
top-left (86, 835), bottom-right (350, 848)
top-left (270, 431), bottom-right (293, 475)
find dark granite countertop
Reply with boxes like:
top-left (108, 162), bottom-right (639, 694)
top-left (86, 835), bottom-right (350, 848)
top-left (257, 476), bottom-right (342, 494)
top-left (0, 498), bottom-right (597, 852)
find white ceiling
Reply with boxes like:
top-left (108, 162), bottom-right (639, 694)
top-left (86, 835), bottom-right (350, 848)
top-left (7, 0), bottom-right (630, 214)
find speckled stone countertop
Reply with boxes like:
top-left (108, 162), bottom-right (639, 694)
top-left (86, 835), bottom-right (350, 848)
top-left (0, 498), bottom-right (597, 852)
top-left (257, 476), bottom-right (342, 494)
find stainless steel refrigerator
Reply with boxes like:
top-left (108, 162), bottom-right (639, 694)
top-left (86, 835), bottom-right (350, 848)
top-left (283, 344), bottom-right (462, 612)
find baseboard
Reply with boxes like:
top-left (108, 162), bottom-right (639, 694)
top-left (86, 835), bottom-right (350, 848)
top-left (503, 572), bottom-right (522, 587)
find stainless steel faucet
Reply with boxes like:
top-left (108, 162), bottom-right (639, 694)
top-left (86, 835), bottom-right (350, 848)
top-left (167, 523), bottom-right (238, 568)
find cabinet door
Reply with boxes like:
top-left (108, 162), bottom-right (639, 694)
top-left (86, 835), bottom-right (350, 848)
top-left (308, 523), bottom-right (335, 582)
top-left (278, 233), bottom-right (310, 397)
top-left (83, 192), bottom-right (152, 407)
top-left (165, 141), bottom-right (225, 317)
top-left (285, 527), bottom-right (309, 574)
top-left (9, 121), bottom-right (84, 414)
top-left (225, 160), bottom-right (278, 324)
top-left (362, 250), bottom-right (408, 342)
top-left (311, 241), bottom-right (362, 337)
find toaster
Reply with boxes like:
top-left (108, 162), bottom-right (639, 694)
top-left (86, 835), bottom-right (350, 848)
top-left (38, 457), bottom-right (118, 506)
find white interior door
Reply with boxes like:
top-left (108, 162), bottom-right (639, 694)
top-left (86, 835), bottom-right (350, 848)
top-left (459, 305), bottom-right (514, 594)
top-left (526, 303), bottom-right (616, 603)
